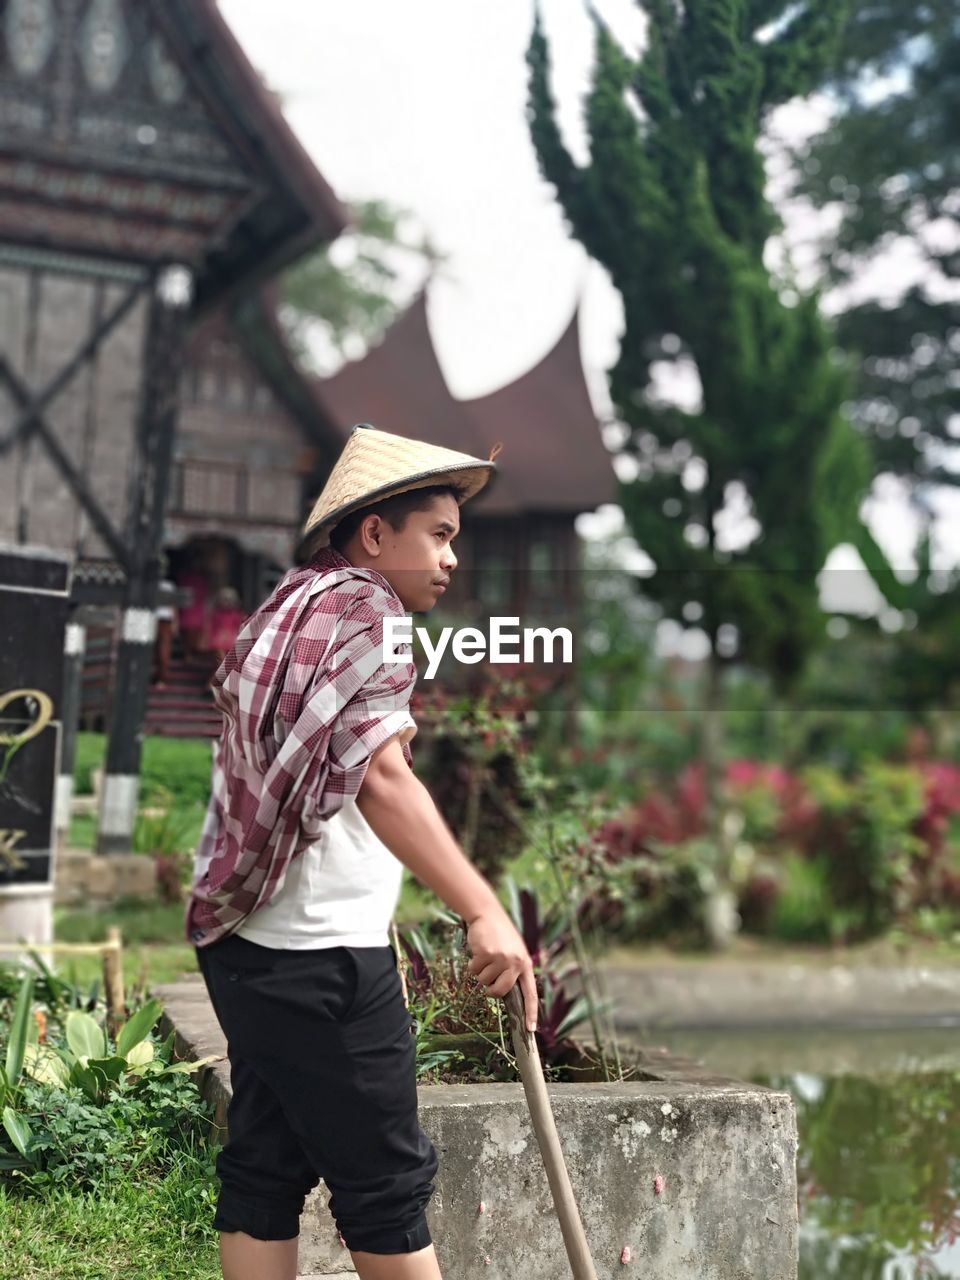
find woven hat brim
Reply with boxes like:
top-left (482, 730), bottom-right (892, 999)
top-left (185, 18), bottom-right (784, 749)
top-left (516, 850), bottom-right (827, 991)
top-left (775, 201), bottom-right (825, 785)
top-left (299, 460), bottom-right (495, 554)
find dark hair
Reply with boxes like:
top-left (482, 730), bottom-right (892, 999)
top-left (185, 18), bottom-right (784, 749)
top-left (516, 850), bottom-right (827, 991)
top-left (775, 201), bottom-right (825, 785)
top-left (328, 483), bottom-right (465, 553)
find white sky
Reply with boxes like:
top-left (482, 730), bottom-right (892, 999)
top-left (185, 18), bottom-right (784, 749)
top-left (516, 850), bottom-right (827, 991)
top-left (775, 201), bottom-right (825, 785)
top-left (220, 0), bottom-right (633, 406)
top-left (219, 0), bottom-right (959, 596)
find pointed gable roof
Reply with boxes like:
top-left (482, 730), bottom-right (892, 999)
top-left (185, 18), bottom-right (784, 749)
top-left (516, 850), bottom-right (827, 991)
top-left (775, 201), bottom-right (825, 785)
top-left (155, 0), bottom-right (350, 306)
top-left (464, 308), bottom-right (615, 513)
top-left (314, 294), bottom-right (613, 517)
top-left (313, 292), bottom-right (523, 514)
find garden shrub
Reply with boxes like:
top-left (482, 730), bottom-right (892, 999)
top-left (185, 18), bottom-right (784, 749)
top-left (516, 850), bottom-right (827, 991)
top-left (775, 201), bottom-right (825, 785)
top-left (799, 763), bottom-right (927, 936)
top-left (767, 853), bottom-right (835, 943)
top-left (396, 880), bottom-right (603, 1082)
top-left (9, 1073), bottom-right (212, 1192)
top-left (412, 665), bottom-right (554, 886)
top-left (1, 971), bottom-right (216, 1196)
top-left (585, 757), bottom-right (960, 944)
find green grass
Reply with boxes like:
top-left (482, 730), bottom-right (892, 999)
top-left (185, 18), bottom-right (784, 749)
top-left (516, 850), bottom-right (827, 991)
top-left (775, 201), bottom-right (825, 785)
top-left (70, 733), bottom-right (209, 854)
top-left (67, 813), bottom-right (97, 849)
top-left (73, 732), bottom-right (107, 797)
top-left (55, 900), bottom-right (189, 945)
top-left (75, 733), bottom-right (213, 805)
top-left (0, 1154), bottom-right (220, 1280)
top-left (52, 897), bottom-right (198, 988)
top-left (48, 940), bottom-right (198, 992)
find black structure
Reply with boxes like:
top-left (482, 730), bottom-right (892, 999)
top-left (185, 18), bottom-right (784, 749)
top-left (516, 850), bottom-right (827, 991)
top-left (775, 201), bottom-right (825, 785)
top-left (0, 544), bottom-right (71, 942)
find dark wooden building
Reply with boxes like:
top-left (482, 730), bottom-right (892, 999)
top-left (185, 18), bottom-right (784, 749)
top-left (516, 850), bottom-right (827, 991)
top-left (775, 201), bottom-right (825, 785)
top-left (0, 0), bottom-right (347, 848)
top-left (178, 283), bottom-right (615, 627)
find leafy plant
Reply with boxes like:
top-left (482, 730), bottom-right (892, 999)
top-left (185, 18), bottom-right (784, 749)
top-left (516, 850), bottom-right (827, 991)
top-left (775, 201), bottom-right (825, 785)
top-left (0, 981), bottom-right (216, 1178)
top-left (2, 1072), bottom-right (214, 1193)
top-left (409, 989), bottom-right (465, 1082)
top-left (801, 762), bottom-right (928, 937)
top-left (133, 786), bottom-right (198, 858)
top-left (582, 757), bottom-right (960, 945)
top-left (767, 853), bottom-right (834, 944)
top-left (412, 664), bottom-right (554, 885)
top-left (397, 915), bottom-right (506, 1082)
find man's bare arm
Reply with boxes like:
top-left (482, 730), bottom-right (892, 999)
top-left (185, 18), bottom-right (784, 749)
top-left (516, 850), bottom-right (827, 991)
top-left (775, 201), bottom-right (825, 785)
top-left (356, 736), bottom-right (538, 1031)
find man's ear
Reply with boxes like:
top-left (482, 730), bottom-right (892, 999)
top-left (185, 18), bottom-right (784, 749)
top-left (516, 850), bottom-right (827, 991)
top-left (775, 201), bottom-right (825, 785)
top-left (359, 513), bottom-right (384, 556)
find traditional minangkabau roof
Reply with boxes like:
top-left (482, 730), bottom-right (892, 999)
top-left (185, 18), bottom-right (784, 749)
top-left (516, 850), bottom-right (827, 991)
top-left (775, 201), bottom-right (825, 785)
top-left (464, 309), bottom-right (615, 513)
top-left (312, 292), bottom-right (614, 517)
top-left (311, 293), bottom-right (522, 514)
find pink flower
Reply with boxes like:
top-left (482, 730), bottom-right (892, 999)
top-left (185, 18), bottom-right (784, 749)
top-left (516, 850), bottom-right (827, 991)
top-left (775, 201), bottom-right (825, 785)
top-left (654, 1174), bottom-right (665, 1195)
top-left (621, 1245), bottom-right (632, 1264)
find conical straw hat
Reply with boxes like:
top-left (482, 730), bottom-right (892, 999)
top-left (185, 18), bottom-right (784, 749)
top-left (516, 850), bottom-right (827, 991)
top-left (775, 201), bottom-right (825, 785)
top-left (300, 424), bottom-right (501, 552)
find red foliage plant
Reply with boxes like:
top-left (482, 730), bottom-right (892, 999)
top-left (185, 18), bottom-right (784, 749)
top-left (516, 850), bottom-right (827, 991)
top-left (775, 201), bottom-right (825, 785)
top-left (590, 757), bottom-right (960, 918)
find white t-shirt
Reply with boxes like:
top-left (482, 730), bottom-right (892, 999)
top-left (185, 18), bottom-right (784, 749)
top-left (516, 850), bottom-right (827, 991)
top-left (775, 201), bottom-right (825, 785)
top-left (235, 720), bottom-right (415, 950)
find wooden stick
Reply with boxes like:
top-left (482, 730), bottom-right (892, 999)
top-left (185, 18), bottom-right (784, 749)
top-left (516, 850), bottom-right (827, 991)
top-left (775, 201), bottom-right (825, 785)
top-left (102, 926), bottom-right (125, 1036)
top-left (504, 986), bottom-right (598, 1280)
top-left (391, 922), bottom-right (410, 1009)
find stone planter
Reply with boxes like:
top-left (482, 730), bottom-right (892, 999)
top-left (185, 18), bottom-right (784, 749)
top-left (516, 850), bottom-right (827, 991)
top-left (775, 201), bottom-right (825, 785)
top-left (157, 978), bottom-right (798, 1280)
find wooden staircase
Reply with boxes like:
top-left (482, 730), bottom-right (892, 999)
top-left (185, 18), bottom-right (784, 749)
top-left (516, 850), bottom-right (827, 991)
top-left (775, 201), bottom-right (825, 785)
top-left (143, 653), bottom-right (223, 739)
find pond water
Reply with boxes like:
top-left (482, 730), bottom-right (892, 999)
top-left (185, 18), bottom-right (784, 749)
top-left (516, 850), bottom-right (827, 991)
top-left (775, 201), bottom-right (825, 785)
top-left (639, 1025), bottom-right (960, 1280)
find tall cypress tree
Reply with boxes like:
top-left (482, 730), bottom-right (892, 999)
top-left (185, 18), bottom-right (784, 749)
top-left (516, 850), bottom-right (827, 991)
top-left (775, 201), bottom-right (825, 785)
top-left (527, 1), bottom-right (873, 940)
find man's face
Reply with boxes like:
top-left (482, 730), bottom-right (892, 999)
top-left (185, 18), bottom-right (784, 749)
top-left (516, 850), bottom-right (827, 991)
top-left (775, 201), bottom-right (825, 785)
top-left (352, 492), bottom-right (460, 613)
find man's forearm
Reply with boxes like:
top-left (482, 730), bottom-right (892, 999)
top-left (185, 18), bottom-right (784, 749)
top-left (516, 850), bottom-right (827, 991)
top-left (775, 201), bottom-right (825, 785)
top-left (356, 755), bottom-right (500, 923)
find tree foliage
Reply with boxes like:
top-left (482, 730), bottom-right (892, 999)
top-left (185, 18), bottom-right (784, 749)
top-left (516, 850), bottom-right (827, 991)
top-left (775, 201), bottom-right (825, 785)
top-left (527, 1), bottom-right (874, 689)
top-left (797, 2), bottom-right (959, 494)
top-left (279, 198), bottom-right (445, 368)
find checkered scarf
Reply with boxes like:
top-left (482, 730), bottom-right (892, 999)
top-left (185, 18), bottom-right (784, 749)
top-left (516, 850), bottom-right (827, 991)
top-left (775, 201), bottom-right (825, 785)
top-left (186, 547), bottom-right (416, 947)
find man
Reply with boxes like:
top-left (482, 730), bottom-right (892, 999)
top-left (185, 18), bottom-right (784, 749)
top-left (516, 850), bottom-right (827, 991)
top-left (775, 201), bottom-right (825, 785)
top-left (186, 424), bottom-right (538, 1280)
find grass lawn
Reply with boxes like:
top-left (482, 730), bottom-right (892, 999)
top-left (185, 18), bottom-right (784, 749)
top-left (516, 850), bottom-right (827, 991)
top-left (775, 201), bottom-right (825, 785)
top-left (0, 1158), bottom-right (220, 1280)
top-left (74, 733), bottom-right (213, 806)
top-left (50, 941), bottom-right (199, 991)
top-left (71, 733), bottom-right (210, 855)
top-left (53, 900), bottom-right (198, 989)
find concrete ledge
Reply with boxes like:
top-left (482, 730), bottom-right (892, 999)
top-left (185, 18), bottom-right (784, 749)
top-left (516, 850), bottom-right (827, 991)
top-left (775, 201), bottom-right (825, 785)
top-left (156, 977), bottom-right (798, 1280)
top-left (599, 958), bottom-right (960, 1030)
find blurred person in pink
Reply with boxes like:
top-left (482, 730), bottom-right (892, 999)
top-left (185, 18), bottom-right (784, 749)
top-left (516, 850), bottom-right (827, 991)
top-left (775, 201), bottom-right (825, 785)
top-left (206, 586), bottom-right (247, 669)
top-left (176, 546), bottom-right (210, 664)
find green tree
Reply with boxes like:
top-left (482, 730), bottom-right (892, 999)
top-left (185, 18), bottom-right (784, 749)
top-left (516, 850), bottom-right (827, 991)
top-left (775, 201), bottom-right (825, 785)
top-left (798, 1), bottom-right (959, 498)
top-left (526, 2), bottom-right (873, 942)
top-left (797, 5), bottom-right (960, 730)
top-left (279, 198), bottom-right (445, 369)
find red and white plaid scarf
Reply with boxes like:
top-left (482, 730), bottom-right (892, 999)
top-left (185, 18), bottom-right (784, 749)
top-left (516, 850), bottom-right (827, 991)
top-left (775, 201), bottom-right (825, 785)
top-left (186, 547), bottom-right (416, 947)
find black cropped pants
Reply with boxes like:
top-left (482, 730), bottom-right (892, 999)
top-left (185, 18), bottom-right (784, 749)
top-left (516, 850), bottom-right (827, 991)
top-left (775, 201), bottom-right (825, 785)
top-left (196, 934), bottom-right (438, 1253)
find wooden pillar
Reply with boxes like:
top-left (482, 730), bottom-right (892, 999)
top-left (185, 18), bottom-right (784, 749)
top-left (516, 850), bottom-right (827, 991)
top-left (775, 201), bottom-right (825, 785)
top-left (54, 617), bottom-right (85, 842)
top-left (98, 267), bottom-right (193, 854)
